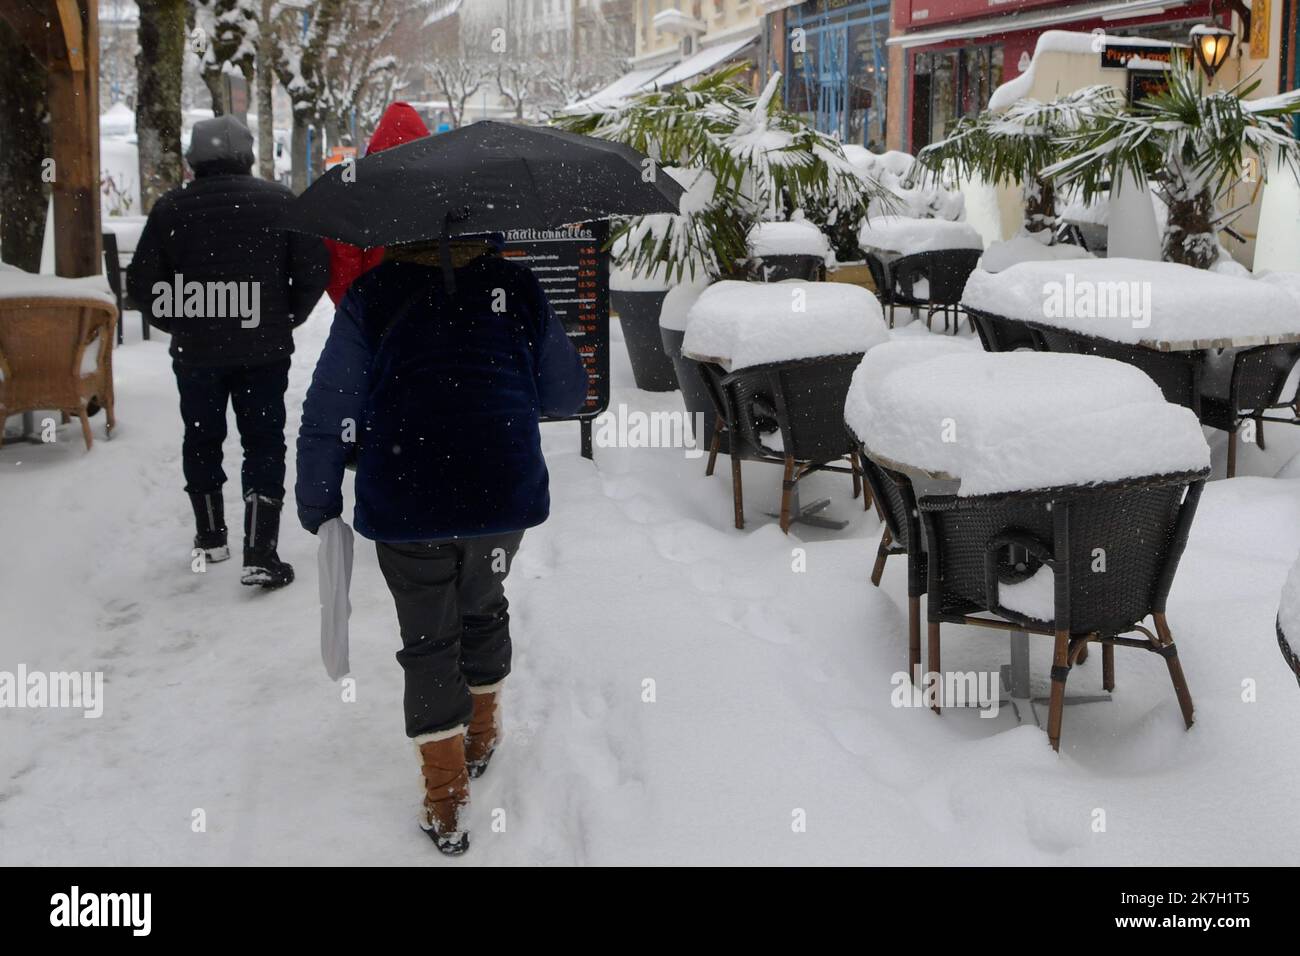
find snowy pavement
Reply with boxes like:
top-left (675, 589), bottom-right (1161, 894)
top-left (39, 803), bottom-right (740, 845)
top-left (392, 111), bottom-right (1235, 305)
top-left (2, 301), bottom-right (1299, 865)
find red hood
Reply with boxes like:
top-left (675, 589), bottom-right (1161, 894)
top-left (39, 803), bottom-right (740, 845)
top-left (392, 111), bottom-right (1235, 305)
top-left (365, 102), bottom-right (430, 155)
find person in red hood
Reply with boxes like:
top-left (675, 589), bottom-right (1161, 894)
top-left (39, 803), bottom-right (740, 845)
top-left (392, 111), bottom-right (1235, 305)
top-left (323, 102), bottom-right (431, 304)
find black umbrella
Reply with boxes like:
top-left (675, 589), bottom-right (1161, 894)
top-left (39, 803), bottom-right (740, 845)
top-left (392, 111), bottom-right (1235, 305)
top-left (280, 121), bottom-right (683, 289)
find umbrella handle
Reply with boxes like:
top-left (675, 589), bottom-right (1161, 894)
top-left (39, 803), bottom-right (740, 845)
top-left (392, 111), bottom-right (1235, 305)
top-left (439, 211), bottom-right (457, 295)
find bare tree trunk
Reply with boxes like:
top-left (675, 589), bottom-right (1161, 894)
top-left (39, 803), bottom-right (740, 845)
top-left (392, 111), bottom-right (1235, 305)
top-left (203, 71), bottom-right (229, 117)
top-left (0, 20), bottom-right (50, 271)
top-left (291, 117), bottom-right (309, 193)
top-left (136, 0), bottom-right (187, 211)
top-left (1163, 191), bottom-right (1218, 270)
top-left (257, 0), bottom-right (275, 180)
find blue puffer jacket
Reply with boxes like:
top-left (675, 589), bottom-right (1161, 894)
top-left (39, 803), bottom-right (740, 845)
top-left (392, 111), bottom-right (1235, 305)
top-left (295, 246), bottom-right (588, 541)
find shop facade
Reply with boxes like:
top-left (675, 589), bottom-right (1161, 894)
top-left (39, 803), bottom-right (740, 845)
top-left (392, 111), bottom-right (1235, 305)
top-left (761, 1), bottom-right (894, 149)
top-left (885, 0), bottom-right (1226, 152)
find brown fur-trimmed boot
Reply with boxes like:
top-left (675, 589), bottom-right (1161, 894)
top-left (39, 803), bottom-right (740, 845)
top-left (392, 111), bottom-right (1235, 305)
top-left (415, 728), bottom-right (470, 856)
top-left (465, 682), bottom-right (502, 779)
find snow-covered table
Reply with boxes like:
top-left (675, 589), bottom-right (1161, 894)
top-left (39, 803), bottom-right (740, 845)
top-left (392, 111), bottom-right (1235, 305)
top-left (1280, 553), bottom-right (1300, 691)
top-left (681, 280), bottom-right (887, 372)
top-left (963, 258), bottom-right (1300, 352)
top-left (846, 343), bottom-right (1210, 731)
top-left (857, 216), bottom-right (983, 257)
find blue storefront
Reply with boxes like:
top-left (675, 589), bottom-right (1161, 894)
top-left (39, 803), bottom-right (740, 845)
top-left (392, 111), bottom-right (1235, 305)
top-left (777, 0), bottom-right (892, 148)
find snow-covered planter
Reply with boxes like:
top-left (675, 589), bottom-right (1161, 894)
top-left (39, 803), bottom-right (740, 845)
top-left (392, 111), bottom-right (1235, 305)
top-left (857, 216), bottom-right (983, 256)
top-left (609, 237), bottom-right (677, 392)
top-left (1280, 553), bottom-right (1300, 689)
top-left (682, 280), bottom-right (887, 372)
top-left (844, 341), bottom-right (1210, 497)
top-left (746, 221), bottom-right (831, 282)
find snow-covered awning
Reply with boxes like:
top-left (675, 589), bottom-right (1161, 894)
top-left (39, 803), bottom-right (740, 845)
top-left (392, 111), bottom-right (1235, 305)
top-left (887, 0), bottom-right (1186, 49)
top-left (563, 65), bottom-right (673, 114)
top-left (651, 33), bottom-right (759, 88)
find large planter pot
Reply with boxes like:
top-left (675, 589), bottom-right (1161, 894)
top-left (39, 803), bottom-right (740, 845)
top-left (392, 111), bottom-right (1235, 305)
top-left (751, 254), bottom-right (825, 282)
top-left (660, 325), bottom-right (723, 452)
top-left (610, 289), bottom-right (677, 391)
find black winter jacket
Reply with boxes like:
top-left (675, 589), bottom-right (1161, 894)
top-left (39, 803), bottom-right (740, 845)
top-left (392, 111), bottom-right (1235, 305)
top-left (127, 169), bottom-right (329, 367)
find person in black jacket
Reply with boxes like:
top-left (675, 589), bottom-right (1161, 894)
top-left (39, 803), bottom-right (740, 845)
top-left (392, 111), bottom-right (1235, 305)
top-left (296, 234), bottom-right (587, 855)
top-left (128, 115), bottom-right (328, 589)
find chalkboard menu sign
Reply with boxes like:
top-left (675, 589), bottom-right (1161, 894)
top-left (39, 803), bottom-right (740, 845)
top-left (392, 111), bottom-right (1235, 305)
top-left (1128, 69), bottom-right (1171, 105)
top-left (501, 221), bottom-right (610, 456)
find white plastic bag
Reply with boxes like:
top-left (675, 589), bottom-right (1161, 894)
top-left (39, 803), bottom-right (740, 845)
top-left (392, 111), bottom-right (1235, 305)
top-left (317, 517), bottom-right (354, 680)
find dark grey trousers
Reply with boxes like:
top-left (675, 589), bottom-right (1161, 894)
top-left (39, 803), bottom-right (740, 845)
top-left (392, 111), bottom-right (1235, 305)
top-left (375, 532), bottom-right (524, 738)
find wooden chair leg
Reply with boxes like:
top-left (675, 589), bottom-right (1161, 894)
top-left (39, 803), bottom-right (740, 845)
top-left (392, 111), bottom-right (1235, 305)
top-left (704, 416), bottom-right (722, 476)
top-left (730, 454), bottom-right (744, 530)
top-left (870, 528), bottom-right (891, 587)
top-left (1102, 643), bottom-right (1115, 692)
top-left (1075, 644), bottom-right (1089, 665)
top-left (908, 596), bottom-right (921, 685)
top-left (927, 621), bottom-right (941, 713)
top-left (77, 408), bottom-right (94, 450)
top-left (1154, 613), bottom-right (1194, 729)
top-left (60, 411), bottom-right (70, 425)
top-left (850, 453), bottom-right (862, 500)
top-left (1255, 415), bottom-right (1266, 451)
top-left (1046, 630), bottom-right (1071, 751)
top-left (1226, 428), bottom-right (1238, 478)
top-left (778, 456), bottom-right (796, 534)
top-left (105, 398), bottom-right (116, 438)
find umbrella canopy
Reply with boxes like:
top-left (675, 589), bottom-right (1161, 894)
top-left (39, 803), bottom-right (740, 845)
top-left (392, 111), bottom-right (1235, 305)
top-left (280, 121), bottom-right (683, 250)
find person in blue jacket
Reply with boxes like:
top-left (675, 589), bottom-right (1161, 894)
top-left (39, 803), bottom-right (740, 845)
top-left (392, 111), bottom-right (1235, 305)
top-left (295, 233), bottom-right (587, 855)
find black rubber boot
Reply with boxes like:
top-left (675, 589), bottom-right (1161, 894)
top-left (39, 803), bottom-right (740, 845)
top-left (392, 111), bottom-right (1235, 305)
top-left (241, 493), bottom-right (294, 589)
top-left (188, 491), bottom-right (230, 563)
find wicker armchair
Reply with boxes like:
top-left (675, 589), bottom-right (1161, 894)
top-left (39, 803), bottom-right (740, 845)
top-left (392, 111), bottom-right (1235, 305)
top-left (917, 471), bottom-right (1207, 750)
top-left (863, 253), bottom-right (898, 327)
top-left (891, 249), bottom-right (982, 334)
top-left (1199, 344), bottom-right (1300, 478)
top-left (700, 355), bottom-right (869, 533)
top-left (0, 296), bottom-right (118, 450)
top-left (860, 453), bottom-right (927, 680)
top-left (1033, 325), bottom-right (1202, 412)
top-left (968, 308), bottom-right (1045, 353)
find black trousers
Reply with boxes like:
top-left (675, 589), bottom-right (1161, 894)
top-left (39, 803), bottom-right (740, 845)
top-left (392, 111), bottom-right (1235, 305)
top-left (174, 359), bottom-right (290, 499)
top-left (375, 532), bottom-right (524, 738)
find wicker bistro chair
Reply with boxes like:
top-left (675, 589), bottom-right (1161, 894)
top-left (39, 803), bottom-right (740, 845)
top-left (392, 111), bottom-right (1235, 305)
top-left (917, 470), bottom-right (1208, 751)
top-left (0, 296), bottom-right (118, 450)
top-left (967, 308), bottom-right (1046, 353)
top-left (1199, 343), bottom-right (1300, 478)
top-left (1279, 616), bottom-right (1300, 691)
top-left (750, 254), bottom-right (827, 283)
top-left (863, 253), bottom-right (898, 326)
top-left (699, 355), bottom-right (870, 533)
top-left (1031, 324), bottom-right (1203, 412)
top-left (860, 453), bottom-right (928, 679)
top-left (890, 249), bottom-right (983, 335)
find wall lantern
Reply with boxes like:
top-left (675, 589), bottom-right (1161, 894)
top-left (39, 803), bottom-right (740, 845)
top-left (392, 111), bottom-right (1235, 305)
top-left (1190, 24), bottom-right (1235, 79)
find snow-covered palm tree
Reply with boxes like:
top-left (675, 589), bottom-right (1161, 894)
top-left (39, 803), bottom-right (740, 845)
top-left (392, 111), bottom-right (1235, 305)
top-left (1044, 54), bottom-right (1300, 269)
top-left (556, 66), bottom-right (892, 282)
top-left (913, 84), bottom-right (1124, 241)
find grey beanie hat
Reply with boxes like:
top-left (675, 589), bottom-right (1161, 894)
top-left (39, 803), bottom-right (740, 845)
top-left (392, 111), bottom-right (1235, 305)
top-left (185, 115), bottom-right (256, 169)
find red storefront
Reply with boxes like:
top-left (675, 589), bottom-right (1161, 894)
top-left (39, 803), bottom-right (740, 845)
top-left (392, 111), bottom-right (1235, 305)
top-left (886, 0), bottom-right (1217, 152)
